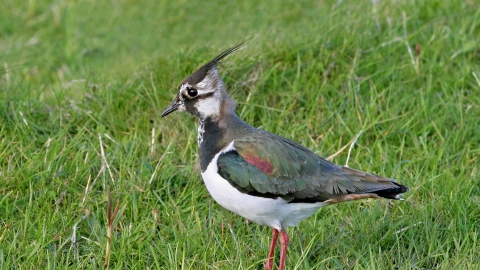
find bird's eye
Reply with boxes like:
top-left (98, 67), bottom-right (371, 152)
top-left (187, 87), bottom-right (198, 97)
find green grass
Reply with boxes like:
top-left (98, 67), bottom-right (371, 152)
top-left (1, 0), bottom-right (479, 269)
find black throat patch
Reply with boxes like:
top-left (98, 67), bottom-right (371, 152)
top-left (198, 117), bottom-right (227, 172)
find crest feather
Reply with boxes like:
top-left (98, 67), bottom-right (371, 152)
top-left (183, 41), bottom-right (246, 85)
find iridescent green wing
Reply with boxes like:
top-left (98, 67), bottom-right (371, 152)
top-left (217, 134), bottom-right (403, 201)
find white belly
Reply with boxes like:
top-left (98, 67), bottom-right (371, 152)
top-left (201, 141), bottom-right (328, 230)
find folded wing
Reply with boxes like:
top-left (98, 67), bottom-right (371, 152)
top-left (216, 134), bottom-right (408, 202)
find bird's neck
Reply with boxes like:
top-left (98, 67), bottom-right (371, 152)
top-left (197, 109), bottom-right (253, 172)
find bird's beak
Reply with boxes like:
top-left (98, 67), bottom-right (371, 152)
top-left (161, 99), bottom-right (180, 117)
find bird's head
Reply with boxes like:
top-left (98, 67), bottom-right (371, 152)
top-left (161, 43), bottom-right (244, 120)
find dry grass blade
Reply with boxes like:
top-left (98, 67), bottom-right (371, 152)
top-left (104, 189), bottom-right (121, 269)
top-left (326, 130), bottom-right (363, 163)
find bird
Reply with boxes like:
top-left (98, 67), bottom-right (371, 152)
top-left (161, 43), bottom-right (409, 270)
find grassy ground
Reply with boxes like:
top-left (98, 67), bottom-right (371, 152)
top-left (1, 0), bottom-right (479, 269)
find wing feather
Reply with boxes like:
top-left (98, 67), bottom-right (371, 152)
top-left (216, 134), bottom-right (408, 202)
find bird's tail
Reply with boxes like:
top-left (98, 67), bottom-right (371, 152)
top-left (369, 182), bottom-right (409, 200)
top-left (324, 166), bottom-right (410, 203)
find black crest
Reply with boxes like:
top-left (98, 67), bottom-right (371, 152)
top-left (182, 41), bottom-right (246, 85)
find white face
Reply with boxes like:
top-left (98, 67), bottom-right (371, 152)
top-left (178, 70), bottom-right (223, 119)
top-left (193, 94), bottom-right (221, 118)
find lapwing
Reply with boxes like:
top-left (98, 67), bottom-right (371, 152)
top-left (161, 43), bottom-right (409, 270)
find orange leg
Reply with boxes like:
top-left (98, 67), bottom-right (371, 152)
top-left (265, 228), bottom-right (279, 270)
top-left (279, 230), bottom-right (289, 270)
